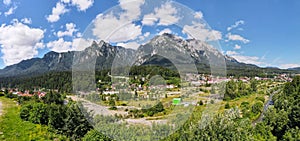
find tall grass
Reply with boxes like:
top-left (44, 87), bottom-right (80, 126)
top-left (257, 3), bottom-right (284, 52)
top-left (0, 97), bottom-right (68, 141)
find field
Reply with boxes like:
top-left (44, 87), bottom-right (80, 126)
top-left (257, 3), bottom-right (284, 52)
top-left (0, 97), bottom-right (68, 141)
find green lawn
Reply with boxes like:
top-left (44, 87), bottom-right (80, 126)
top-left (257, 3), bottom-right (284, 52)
top-left (0, 97), bottom-right (68, 141)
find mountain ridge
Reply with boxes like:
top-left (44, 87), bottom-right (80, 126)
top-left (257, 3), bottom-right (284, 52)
top-left (0, 33), bottom-right (273, 78)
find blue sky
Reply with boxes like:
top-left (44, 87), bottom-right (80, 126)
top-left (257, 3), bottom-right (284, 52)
top-left (0, 0), bottom-right (300, 69)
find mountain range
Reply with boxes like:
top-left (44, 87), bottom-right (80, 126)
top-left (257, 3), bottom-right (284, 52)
top-left (0, 33), bottom-right (286, 78)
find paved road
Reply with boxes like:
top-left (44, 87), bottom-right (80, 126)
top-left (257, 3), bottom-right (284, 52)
top-left (253, 89), bottom-right (280, 125)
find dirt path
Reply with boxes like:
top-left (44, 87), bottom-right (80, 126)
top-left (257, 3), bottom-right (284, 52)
top-left (67, 95), bottom-right (168, 126)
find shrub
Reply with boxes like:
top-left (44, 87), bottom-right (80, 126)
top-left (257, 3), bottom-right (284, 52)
top-left (225, 103), bottom-right (230, 109)
top-left (198, 100), bottom-right (204, 105)
top-left (109, 106), bottom-right (117, 110)
top-left (252, 102), bottom-right (264, 115)
top-left (82, 129), bottom-right (111, 141)
top-left (256, 97), bottom-right (265, 103)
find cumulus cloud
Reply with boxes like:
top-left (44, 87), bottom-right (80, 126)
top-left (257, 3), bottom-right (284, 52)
top-left (234, 44), bottom-right (241, 50)
top-left (0, 22), bottom-right (44, 66)
top-left (92, 0), bottom-right (145, 43)
top-left (227, 20), bottom-right (244, 31)
top-left (46, 2), bottom-right (69, 23)
top-left (47, 37), bottom-right (93, 52)
top-left (183, 22), bottom-right (222, 41)
top-left (119, 0), bottom-right (145, 21)
top-left (56, 23), bottom-right (78, 37)
top-left (72, 37), bottom-right (94, 51)
top-left (21, 18), bottom-right (32, 24)
top-left (142, 2), bottom-right (179, 26)
top-left (46, 38), bottom-right (72, 52)
top-left (3, 0), bottom-right (11, 5)
top-left (226, 33), bottom-right (250, 43)
top-left (61, 0), bottom-right (94, 11)
top-left (93, 14), bottom-right (142, 42)
top-left (194, 11), bottom-right (203, 19)
top-left (4, 5), bottom-right (17, 16)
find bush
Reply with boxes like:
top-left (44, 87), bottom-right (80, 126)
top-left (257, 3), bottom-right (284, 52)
top-left (109, 106), bottom-right (117, 110)
top-left (198, 100), bottom-right (204, 106)
top-left (225, 103), bottom-right (230, 109)
top-left (29, 103), bottom-right (49, 125)
top-left (252, 102), bottom-right (264, 115)
top-left (241, 102), bottom-right (250, 107)
top-left (20, 104), bottom-right (32, 121)
top-left (82, 129), bottom-right (111, 141)
top-left (256, 97), bottom-right (265, 103)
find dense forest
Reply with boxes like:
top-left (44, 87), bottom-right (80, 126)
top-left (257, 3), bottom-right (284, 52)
top-left (0, 65), bottom-right (180, 93)
top-left (0, 65), bottom-right (294, 93)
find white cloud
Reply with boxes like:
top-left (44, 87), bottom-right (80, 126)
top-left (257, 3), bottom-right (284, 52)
top-left (47, 38), bottom-right (72, 53)
top-left (4, 5), bottom-right (17, 16)
top-left (92, 0), bottom-right (145, 43)
top-left (47, 37), bottom-right (93, 52)
top-left (144, 32), bottom-right (150, 38)
top-left (158, 28), bottom-right (172, 35)
top-left (226, 51), bottom-right (263, 65)
top-left (3, 0), bottom-right (11, 5)
top-left (183, 21), bottom-right (222, 41)
top-left (117, 41), bottom-right (140, 50)
top-left (46, 2), bottom-right (69, 23)
top-left (194, 11), bottom-right (203, 19)
top-left (227, 20), bottom-right (244, 31)
top-left (56, 23), bottom-right (78, 37)
top-left (233, 55), bottom-right (262, 65)
top-left (72, 37), bottom-right (93, 51)
top-left (234, 44), bottom-right (241, 50)
top-left (93, 13), bottom-right (142, 43)
top-left (142, 2), bottom-right (180, 26)
top-left (119, 0), bottom-right (145, 21)
top-left (226, 51), bottom-right (238, 56)
top-left (226, 33), bottom-right (250, 43)
top-left (21, 18), bottom-right (32, 24)
top-left (61, 0), bottom-right (94, 11)
top-left (138, 32), bottom-right (151, 41)
top-left (0, 22), bottom-right (44, 66)
top-left (280, 64), bottom-right (300, 69)
top-left (141, 13), bottom-right (157, 26)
